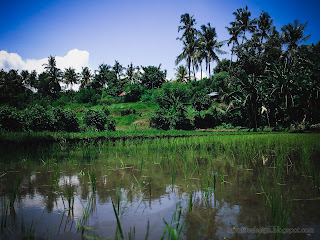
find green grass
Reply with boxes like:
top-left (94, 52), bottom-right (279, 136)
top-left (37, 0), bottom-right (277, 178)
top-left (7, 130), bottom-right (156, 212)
top-left (108, 101), bottom-right (155, 113)
top-left (0, 129), bottom-right (282, 144)
top-left (63, 101), bottom-right (155, 130)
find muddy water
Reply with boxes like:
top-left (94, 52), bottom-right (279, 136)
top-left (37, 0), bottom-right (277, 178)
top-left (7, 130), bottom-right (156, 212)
top-left (0, 135), bottom-right (320, 239)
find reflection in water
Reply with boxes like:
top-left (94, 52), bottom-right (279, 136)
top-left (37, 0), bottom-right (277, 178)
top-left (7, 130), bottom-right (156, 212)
top-left (0, 136), bottom-right (320, 239)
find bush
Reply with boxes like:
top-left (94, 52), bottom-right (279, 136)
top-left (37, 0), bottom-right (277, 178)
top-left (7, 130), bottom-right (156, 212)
top-left (150, 110), bottom-right (170, 130)
top-left (51, 108), bottom-right (79, 132)
top-left (172, 115), bottom-right (194, 130)
top-left (106, 119), bottom-right (116, 131)
top-left (23, 105), bottom-right (53, 132)
top-left (191, 91), bottom-right (212, 113)
top-left (141, 89), bottom-right (156, 102)
top-left (102, 106), bottom-right (110, 116)
top-left (123, 84), bottom-right (145, 102)
top-left (0, 106), bottom-right (24, 131)
top-left (75, 88), bottom-right (100, 105)
top-left (99, 94), bottom-right (115, 105)
top-left (194, 114), bottom-right (216, 129)
top-left (83, 109), bottom-right (107, 131)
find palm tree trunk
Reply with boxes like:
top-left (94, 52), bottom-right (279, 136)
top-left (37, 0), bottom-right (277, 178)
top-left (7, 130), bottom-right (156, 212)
top-left (193, 63), bottom-right (196, 80)
top-left (200, 64), bottom-right (203, 80)
top-left (188, 62), bottom-right (191, 82)
top-left (230, 43), bottom-right (234, 70)
top-left (209, 62), bottom-right (211, 79)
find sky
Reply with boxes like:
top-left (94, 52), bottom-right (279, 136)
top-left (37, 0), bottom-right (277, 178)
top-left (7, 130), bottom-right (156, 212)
top-left (1, 0), bottom-right (320, 79)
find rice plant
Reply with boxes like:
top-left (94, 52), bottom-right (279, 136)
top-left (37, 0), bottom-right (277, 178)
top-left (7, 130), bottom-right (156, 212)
top-left (160, 202), bottom-right (185, 240)
top-left (89, 172), bottom-right (97, 192)
top-left (62, 184), bottom-right (74, 211)
top-left (112, 198), bottom-right (124, 240)
top-left (188, 193), bottom-right (193, 212)
top-left (10, 174), bottom-right (22, 208)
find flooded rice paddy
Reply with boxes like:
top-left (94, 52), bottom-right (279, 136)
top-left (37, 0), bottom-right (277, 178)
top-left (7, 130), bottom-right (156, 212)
top-left (0, 133), bottom-right (320, 239)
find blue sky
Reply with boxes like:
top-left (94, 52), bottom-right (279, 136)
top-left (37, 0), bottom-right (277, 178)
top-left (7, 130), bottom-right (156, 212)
top-left (1, 0), bottom-right (319, 79)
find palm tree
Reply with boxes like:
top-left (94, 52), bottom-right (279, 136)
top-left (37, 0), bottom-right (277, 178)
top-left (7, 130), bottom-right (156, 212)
top-left (256, 11), bottom-right (273, 45)
top-left (42, 56), bottom-right (62, 96)
top-left (175, 32), bottom-right (197, 81)
top-left (177, 13), bottom-right (197, 81)
top-left (178, 13), bottom-right (197, 41)
top-left (126, 63), bottom-right (135, 84)
top-left (63, 67), bottom-right (78, 91)
top-left (27, 70), bottom-right (38, 90)
top-left (175, 65), bottom-right (188, 83)
top-left (281, 20), bottom-right (311, 53)
top-left (226, 21), bottom-right (241, 63)
top-left (80, 67), bottom-right (92, 89)
top-left (198, 23), bottom-right (227, 78)
top-left (113, 60), bottom-right (124, 80)
top-left (194, 44), bottom-right (206, 80)
top-left (232, 6), bottom-right (257, 44)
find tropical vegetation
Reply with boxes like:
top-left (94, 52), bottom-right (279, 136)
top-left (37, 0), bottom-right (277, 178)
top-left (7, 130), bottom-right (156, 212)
top-left (0, 6), bottom-right (319, 133)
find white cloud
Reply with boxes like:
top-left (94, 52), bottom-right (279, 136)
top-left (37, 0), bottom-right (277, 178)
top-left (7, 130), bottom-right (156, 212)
top-left (0, 49), bottom-right (90, 73)
top-left (195, 71), bottom-right (207, 80)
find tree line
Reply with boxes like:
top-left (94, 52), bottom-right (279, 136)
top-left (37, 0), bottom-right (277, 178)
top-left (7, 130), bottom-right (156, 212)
top-left (0, 6), bottom-right (319, 132)
top-left (173, 7), bottom-right (319, 131)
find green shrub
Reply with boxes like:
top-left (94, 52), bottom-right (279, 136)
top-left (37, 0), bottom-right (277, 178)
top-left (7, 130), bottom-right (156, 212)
top-left (194, 114), bottom-right (216, 129)
top-left (191, 91), bottom-right (212, 113)
top-left (141, 89), bottom-right (156, 102)
top-left (23, 105), bottom-right (53, 132)
top-left (75, 88), bottom-right (100, 105)
top-left (150, 110), bottom-right (170, 130)
top-left (172, 115), bottom-right (194, 130)
top-left (106, 119), bottom-right (116, 131)
top-left (99, 94), bottom-right (115, 105)
top-left (83, 109), bottom-right (107, 131)
top-left (123, 84), bottom-right (145, 102)
top-left (0, 106), bottom-right (24, 131)
top-left (51, 108), bottom-right (79, 132)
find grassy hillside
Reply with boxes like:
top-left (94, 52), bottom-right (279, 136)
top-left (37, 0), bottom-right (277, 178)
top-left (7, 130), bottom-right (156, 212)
top-left (62, 101), bottom-right (156, 130)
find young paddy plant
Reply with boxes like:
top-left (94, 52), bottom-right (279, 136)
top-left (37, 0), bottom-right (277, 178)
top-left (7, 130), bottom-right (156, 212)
top-left (148, 178), bottom-right (152, 198)
top-left (19, 211), bottom-right (43, 240)
top-left (1, 199), bottom-right (10, 234)
top-left (53, 165), bottom-right (60, 190)
top-left (188, 192), bottom-right (193, 212)
top-left (62, 184), bottom-right (75, 211)
top-left (220, 170), bottom-right (225, 184)
top-left (171, 168), bottom-right (176, 187)
top-left (258, 173), bottom-right (292, 240)
top-left (309, 163), bottom-right (320, 189)
top-left (160, 202), bottom-right (185, 240)
top-left (10, 174), bottom-right (22, 208)
top-left (77, 194), bottom-right (97, 235)
top-left (112, 198), bottom-right (124, 240)
top-left (89, 171), bottom-right (97, 192)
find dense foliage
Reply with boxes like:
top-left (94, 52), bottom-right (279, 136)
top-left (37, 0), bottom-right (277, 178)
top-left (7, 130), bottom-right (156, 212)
top-left (0, 7), bottom-right (319, 132)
